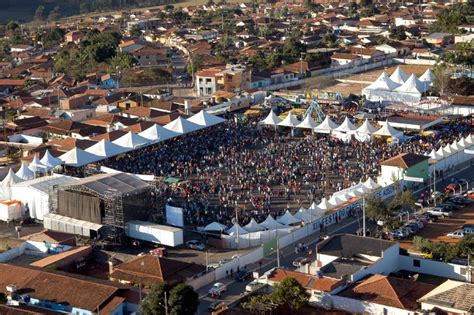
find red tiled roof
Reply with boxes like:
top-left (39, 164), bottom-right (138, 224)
top-left (268, 268), bottom-right (344, 292)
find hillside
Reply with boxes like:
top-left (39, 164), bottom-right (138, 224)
top-left (0, 0), bottom-right (167, 24)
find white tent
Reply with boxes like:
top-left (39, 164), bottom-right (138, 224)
top-left (457, 137), bottom-right (468, 148)
top-left (188, 110), bottom-right (226, 127)
top-left (335, 117), bottom-right (357, 133)
top-left (442, 144), bottom-right (455, 157)
top-left (86, 139), bottom-right (129, 157)
top-left (364, 72), bottom-right (401, 91)
top-left (277, 210), bottom-right (301, 225)
top-left (204, 221), bottom-right (227, 232)
top-left (296, 115), bottom-right (318, 129)
top-left (139, 124), bottom-right (178, 143)
top-left (113, 132), bottom-right (150, 149)
top-left (244, 218), bottom-right (265, 232)
top-left (308, 201), bottom-right (318, 210)
top-left (356, 183), bottom-right (370, 195)
top-left (40, 150), bottom-right (62, 169)
top-left (419, 68), bottom-right (434, 85)
top-left (226, 223), bottom-right (248, 235)
top-left (364, 177), bottom-right (380, 190)
top-left (374, 121), bottom-right (403, 137)
top-left (314, 116), bottom-right (339, 134)
top-left (356, 119), bottom-right (378, 135)
top-left (436, 146), bottom-right (446, 159)
top-left (16, 163), bottom-right (35, 180)
top-left (294, 208), bottom-right (315, 223)
top-left (307, 207), bottom-right (326, 220)
top-left (260, 215), bottom-right (285, 230)
top-left (328, 194), bottom-right (344, 207)
top-left (429, 149), bottom-right (440, 160)
top-left (278, 112), bottom-right (300, 128)
top-left (59, 148), bottom-right (102, 167)
top-left (389, 66), bottom-right (409, 84)
top-left (1, 169), bottom-right (23, 200)
top-left (164, 117), bottom-right (202, 134)
top-left (28, 156), bottom-right (47, 174)
top-left (260, 110), bottom-right (282, 126)
top-left (0, 200), bottom-right (22, 222)
top-left (317, 197), bottom-right (332, 210)
top-left (394, 73), bottom-right (425, 94)
top-left (465, 134), bottom-right (474, 145)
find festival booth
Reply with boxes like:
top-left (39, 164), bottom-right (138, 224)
top-left (260, 214), bottom-right (285, 230)
top-left (164, 117), bottom-right (202, 135)
top-left (277, 112), bottom-right (300, 129)
top-left (419, 68), bottom-right (434, 88)
top-left (139, 124), bottom-right (179, 143)
top-left (40, 150), bottom-right (62, 170)
top-left (226, 223), bottom-right (249, 236)
top-left (362, 72), bottom-right (401, 102)
top-left (429, 135), bottom-right (474, 173)
top-left (277, 210), bottom-right (301, 226)
top-left (16, 163), bottom-right (35, 180)
top-left (29, 156), bottom-right (47, 175)
top-left (296, 115), bottom-right (318, 130)
top-left (188, 110), bottom-right (226, 127)
top-left (59, 148), bottom-right (102, 167)
top-left (260, 110), bottom-right (282, 126)
top-left (0, 169), bottom-right (23, 200)
top-left (355, 119), bottom-right (378, 142)
top-left (389, 66), bottom-right (409, 85)
top-left (203, 221), bottom-right (227, 233)
top-left (0, 200), bottom-right (22, 222)
top-left (85, 139), bottom-right (130, 158)
top-left (314, 116), bottom-right (338, 134)
top-left (374, 121), bottom-right (403, 141)
top-left (244, 218), bottom-right (265, 233)
top-left (112, 132), bottom-right (150, 149)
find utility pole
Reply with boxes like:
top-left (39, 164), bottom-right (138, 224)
top-left (362, 195), bottom-right (366, 237)
top-left (433, 163), bottom-right (437, 206)
top-left (164, 291), bottom-right (169, 315)
top-left (276, 237), bottom-right (280, 268)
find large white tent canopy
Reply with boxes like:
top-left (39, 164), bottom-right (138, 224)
top-left (317, 197), bottom-right (333, 210)
top-left (86, 139), bottom-right (129, 157)
top-left (59, 148), bottom-right (102, 167)
top-left (260, 215), bottom-right (285, 230)
top-left (356, 119), bottom-right (378, 135)
top-left (204, 221), bottom-right (227, 232)
top-left (260, 110), bottom-right (282, 126)
top-left (164, 117), bottom-right (202, 134)
top-left (374, 121), bottom-right (403, 137)
top-left (244, 218), bottom-right (265, 232)
top-left (1, 169), bottom-right (23, 200)
top-left (188, 110), bottom-right (226, 127)
top-left (394, 73), bottom-right (425, 94)
top-left (314, 116), bottom-right (339, 134)
top-left (335, 117), bottom-right (357, 133)
top-left (419, 68), bottom-right (434, 85)
top-left (28, 156), bottom-right (47, 174)
top-left (113, 131), bottom-right (150, 149)
top-left (138, 124), bottom-right (178, 143)
top-left (40, 150), bottom-right (62, 169)
top-left (390, 66), bottom-right (409, 84)
top-left (277, 210), bottom-right (301, 225)
top-left (16, 163), bottom-right (35, 180)
top-left (296, 115), bottom-right (318, 129)
top-left (278, 112), bottom-right (300, 128)
top-left (226, 223), bottom-right (248, 235)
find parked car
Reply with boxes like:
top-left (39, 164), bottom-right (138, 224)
top-left (404, 224), bottom-right (419, 234)
top-left (149, 247), bottom-right (167, 257)
top-left (427, 207), bottom-right (452, 217)
top-left (391, 229), bottom-right (409, 239)
top-left (447, 230), bottom-right (466, 239)
top-left (441, 201), bottom-right (459, 210)
top-left (292, 257), bottom-right (311, 267)
top-left (465, 190), bottom-right (474, 200)
top-left (245, 280), bottom-right (263, 292)
top-left (450, 196), bottom-right (474, 205)
top-left (209, 282), bottom-right (227, 297)
top-left (208, 301), bottom-right (227, 312)
top-left (186, 240), bottom-right (206, 250)
top-left (235, 270), bottom-right (252, 281)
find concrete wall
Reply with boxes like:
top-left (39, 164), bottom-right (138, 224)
top-left (188, 270), bottom-right (216, 290)
top-left (0, 242), bottom-right (26, 262)
top-left (397, 255), bottom-right (469, 281)
top-left (352, 244), bottom-right (400, 282)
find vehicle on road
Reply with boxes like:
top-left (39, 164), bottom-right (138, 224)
top-left (186, 240), bottom-right (206, 250)
top-left (447, 230), bottom-right (466, 239)
top-left (465, 190), bottom-right (474, 200)
top-left (391, 229), bottom-right (409, 239)
top-left (403, 224), bottom-right (419, 235)
top-left (445, 183), bottom-right (460, 194)
top-left (292, 257), bottom-right (311, 267)
top-left (427, 207), bottom-right (452, 218)
top-left (208, 301), bottom-right (227, 312)
top-left (245, 280), bottom-right (263, 292)
top-left (209, 282), bottom-right (227, 297)
top-left (235, 269), bottom-right (252, 281)
top-left (450, 196), bottom-right (474, 205)
top-left (441, 202), bottom-right (459, 211)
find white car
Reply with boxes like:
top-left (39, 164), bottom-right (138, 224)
top-left (427, 207), bottom-right (452, 217)
top-left (447, 230), bottom-right (466, 239)
top-left (209, 282), bottom-right (227, 296)
top-left (245, 280), bottom-right (262, 292)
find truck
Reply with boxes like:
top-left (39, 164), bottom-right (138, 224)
top-left (125, 221), bottom-right (184, 247)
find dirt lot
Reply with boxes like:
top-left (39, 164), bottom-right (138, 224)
top-left (400, 204), bottom-right (474, 250)
top-left (321, 64), bottom-right (431, 97)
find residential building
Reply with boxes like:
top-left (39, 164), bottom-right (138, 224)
top-left (330, 53), bottom-right (362, 67)
top-left (195, 68), bottom-right (222, 96)
top-left (424, 33), bottom-right (454, 47)
top-left (419, 280), bottom-right (474, 314)
top-left (378, 153), bottom-right (429, 187)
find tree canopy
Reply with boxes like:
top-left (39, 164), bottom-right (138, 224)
top-left (168, 283), bottom-right (199, 315)
top-left (141, 282), bottom-right (170, 315)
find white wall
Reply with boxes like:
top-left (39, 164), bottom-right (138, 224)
top-left (0, 242), bottom-right (26, 262)
top-left (351, 244), bottom-right (400, 282)
top-left (397, 255), bottom-right (468, 281)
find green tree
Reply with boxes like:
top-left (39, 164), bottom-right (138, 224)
top-left (187, 54), bottom-right (204, 76)
top-left (433, 62), bottom-right (451, 95)
top-left (389, 26), bottom-right (407, 40)
top-left (430, 3), bottom-right (472, 34)
top-left (34, 5), bottom-right (46, 22)
top-left (457, 234), bottom-right (474, 258)
top-left (365, 195), bottom-right (392, 221)
top-left (110, 52), bottom-right (135, 72)
top-left (168, 283), bottom-right (199, 315)
top-left (48, 6), bottom-right (62, 22)
top-left (130, 25), bottom-right (142, 37)
top-left (6, 21), bottom-right (19, 32)
top-left (390, 190), bottom-right (416, 213)
top-left (271, 277), bottom-right (310, 313)
top-left (140, 282), bottom-right (170, 315)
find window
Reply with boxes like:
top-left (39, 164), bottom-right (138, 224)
top-left (413, 259), bottom-right (421, 267)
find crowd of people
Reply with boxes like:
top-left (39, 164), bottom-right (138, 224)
top-left (105, 112), bottom-right (471, 228)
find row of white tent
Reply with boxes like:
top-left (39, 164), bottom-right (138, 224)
top-left (261, 110), bottom-right (403, 141)
top-left (203, 177), bottom-right (381, 234)
top-left (14, 110), bottom-right (226, 169)
top-left (428, 134), bottom-right (474, 171)
top-left (362, 67), bottom-right (434, 104)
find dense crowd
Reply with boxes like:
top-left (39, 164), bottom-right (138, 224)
top-left (106, 114), bottom-right (470, 227)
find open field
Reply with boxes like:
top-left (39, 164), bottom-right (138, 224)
top-left (400, 204), bottom-right (474, 251)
